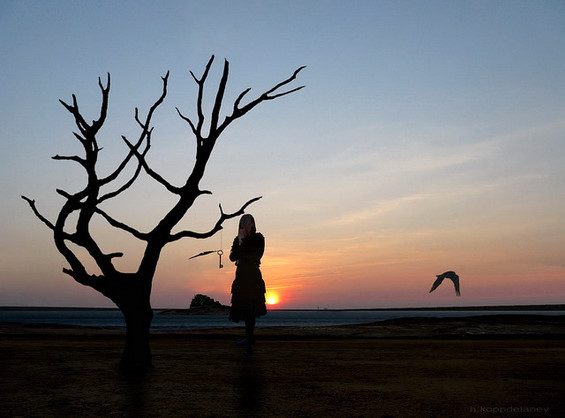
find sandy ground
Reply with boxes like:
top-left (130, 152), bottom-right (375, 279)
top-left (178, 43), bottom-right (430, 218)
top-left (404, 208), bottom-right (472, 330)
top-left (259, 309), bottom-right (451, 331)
top-left (1, 316), bottom-right (564, 417)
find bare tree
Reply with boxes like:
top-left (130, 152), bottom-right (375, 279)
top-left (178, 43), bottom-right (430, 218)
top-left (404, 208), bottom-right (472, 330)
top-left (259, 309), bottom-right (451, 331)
top-left (22, 56), bottom-right (305, 368)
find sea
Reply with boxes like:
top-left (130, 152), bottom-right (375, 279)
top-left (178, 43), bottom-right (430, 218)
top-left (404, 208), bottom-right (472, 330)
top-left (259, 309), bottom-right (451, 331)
top-left (1, 307), bottom-right (564, 331)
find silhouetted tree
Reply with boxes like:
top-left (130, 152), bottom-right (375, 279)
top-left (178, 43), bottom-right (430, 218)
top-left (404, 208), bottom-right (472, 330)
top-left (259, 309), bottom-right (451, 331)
top-left (22, 56), bottom-right (305, 368)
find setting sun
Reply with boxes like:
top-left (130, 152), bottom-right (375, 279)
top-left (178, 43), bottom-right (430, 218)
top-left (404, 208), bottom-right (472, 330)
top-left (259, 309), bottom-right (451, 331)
top-left (266, 293), bottom-right (279, 305)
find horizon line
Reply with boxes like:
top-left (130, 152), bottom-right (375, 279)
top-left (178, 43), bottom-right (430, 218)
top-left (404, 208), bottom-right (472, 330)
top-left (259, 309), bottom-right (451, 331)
top-left (1, 303), bottom-right (564, 312)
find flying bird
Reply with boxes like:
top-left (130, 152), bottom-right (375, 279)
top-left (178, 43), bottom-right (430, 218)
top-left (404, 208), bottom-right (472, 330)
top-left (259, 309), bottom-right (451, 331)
top-left (429, 271), bottom-right (461, 296)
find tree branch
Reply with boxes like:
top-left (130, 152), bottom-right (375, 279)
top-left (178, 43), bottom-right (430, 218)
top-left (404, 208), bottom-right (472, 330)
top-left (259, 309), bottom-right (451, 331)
top-left (262, 66), bottom-right (307, 98)
top-left (210, 59), bottom-right (229, 134)
top-left (194, 55), bottom-right (214, 136)
top-left (72, 132), bottom-right (87, 143)
top-left (91, 73), bottom-right (110, 133)
top-left (52, 154), bottom-right (87, 167)
top-left (98, 132), bottom-right (147, 188)
top-left (97, 155), bottom-right (144, 203)
top-left (62, 268), bottom-right (93, 284)
top-left (98, 132), bottom-right (151, 203)
top-left (233, 88), bottom-right (252, 110)
top-left (61, 268), bottom-right (110, 294)
top-left (59, 94), bottom-right (89, 137)
top-left (99, 72), bottom-right (168, 188)
top-left (139, 71), bottom-right (169, 130)
top-left (55, 188), bottom-right (91, 204)
top-left (176, 55), bottom-right (216, 143)
top-left (218, 65), bottom-right (306, 135)
top-left (59, 73), bottom-right (110, 144)
top-left (175, 107), bottom-right (198, 138)
top-left (95, 207), bottom-right (149, 241)
top-left (21, 196), bottom-right (55, 230)
top-left (21, 196), bottom-right (78, 245)
top-left (168, 196), bottom-right (262, 242)
top-left (102, 72), bottom-right (174, 196)
top-left (122, 135), bottom-right (183, 194)
top-left (241, 66), bottom-right (307, 111)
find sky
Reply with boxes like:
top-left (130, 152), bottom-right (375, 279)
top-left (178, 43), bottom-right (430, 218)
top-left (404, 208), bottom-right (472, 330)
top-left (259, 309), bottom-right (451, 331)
top-left (1, 0), bottom-right (564, 309)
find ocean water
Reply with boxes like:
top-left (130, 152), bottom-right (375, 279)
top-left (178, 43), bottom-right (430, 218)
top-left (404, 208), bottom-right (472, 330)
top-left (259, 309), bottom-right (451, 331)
top-left (1, 309), bottom-right (563, 331)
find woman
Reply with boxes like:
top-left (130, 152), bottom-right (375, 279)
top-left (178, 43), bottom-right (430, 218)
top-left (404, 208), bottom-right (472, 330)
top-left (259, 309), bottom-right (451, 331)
top-left (229, 214), bottom-right (267, 356)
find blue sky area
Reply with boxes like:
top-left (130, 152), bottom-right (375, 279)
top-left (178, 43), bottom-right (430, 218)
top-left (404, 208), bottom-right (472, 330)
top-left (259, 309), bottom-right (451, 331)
top-left (1, 1), bottom-right (564, 308)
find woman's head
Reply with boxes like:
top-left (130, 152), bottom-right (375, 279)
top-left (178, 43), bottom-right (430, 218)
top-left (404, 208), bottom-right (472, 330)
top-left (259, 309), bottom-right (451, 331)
top-left (238, 214), bottom-right (256, 239)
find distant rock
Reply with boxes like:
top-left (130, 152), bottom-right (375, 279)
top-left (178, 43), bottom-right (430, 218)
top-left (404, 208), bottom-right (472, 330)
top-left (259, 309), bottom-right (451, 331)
top-left (159, 294), bottom-right (230, 315)
top-left (190, 294), bottom-right (223, 309)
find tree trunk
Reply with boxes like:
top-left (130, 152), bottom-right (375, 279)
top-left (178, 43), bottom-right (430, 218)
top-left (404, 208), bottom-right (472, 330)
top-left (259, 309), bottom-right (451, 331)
top-left (114, 273), bottom-right (155, 369)
top-left (121, 303), bottom-right (154, 368)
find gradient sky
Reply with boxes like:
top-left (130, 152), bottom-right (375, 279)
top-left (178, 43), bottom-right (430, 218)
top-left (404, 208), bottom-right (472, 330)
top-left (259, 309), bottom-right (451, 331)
top-left (1, 1), bottom-right (564, 308)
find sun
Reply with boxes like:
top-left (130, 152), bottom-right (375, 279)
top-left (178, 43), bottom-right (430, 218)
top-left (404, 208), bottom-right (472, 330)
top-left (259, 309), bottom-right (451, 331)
top-left (266, 293), bottom-right (279, 305)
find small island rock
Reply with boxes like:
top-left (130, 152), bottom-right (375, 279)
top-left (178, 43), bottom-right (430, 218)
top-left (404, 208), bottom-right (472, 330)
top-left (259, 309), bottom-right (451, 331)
top-left (160, 294), bottom-right (230, 315)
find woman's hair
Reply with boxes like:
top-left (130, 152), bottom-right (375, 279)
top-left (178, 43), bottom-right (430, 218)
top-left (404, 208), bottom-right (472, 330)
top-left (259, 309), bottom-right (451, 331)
top-left (239, 214), bottom-right (256, 238)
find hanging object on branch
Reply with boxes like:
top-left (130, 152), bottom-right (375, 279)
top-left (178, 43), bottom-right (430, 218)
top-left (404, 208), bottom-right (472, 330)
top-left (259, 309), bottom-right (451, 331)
top-left (188, 250), bottom-right (224, 269)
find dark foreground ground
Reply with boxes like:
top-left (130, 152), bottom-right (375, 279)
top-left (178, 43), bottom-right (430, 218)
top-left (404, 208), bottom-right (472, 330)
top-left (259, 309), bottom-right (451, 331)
top-left (1, 315), bottom-right (564, 417)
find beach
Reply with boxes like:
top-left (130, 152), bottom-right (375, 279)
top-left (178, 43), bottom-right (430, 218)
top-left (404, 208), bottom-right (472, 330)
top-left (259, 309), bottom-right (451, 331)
top-left (1, 315), bottom-right (564, 417)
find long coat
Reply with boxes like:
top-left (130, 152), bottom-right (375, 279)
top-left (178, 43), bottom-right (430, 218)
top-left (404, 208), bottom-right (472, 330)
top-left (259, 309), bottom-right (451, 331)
top-left (228, 232), bottom-right (267, 322)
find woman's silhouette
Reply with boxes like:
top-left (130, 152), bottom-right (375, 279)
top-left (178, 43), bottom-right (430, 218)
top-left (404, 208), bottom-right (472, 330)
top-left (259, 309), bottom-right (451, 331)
top-left (229, 214), bottom-right (267, 355)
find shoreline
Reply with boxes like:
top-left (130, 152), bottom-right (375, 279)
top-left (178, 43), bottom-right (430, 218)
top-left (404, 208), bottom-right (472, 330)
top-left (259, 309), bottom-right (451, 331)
top-left (1, 303), bottom-right (564, 311)
top-left (2, 314), bottom-right (564, 339)
top-left (268, 303), bottom-right (565, 312)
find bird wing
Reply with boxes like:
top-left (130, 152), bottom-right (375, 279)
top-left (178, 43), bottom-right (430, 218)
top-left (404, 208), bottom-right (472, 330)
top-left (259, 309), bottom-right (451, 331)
top-left (188, 250), bottom-right (216, 260)
top-left (429, 276), bottom-right (444, 293)
top-left (450, 275), bottom-right (461, 296)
